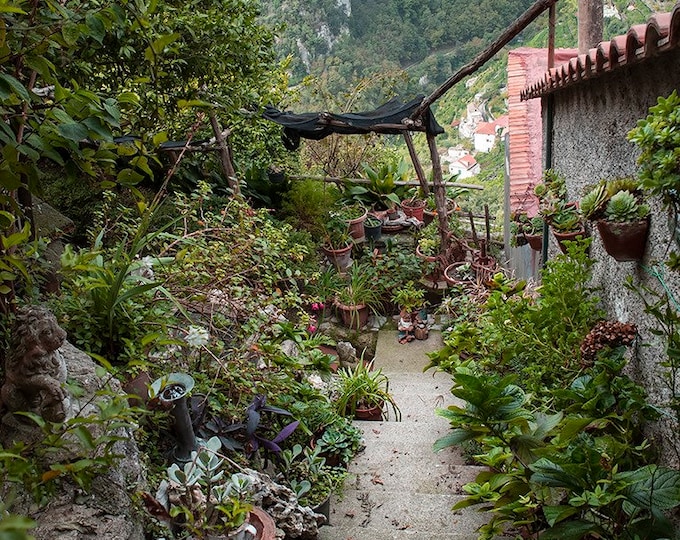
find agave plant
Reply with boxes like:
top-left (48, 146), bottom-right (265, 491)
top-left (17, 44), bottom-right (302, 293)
top-left (605, 191), bottom-right (650, 222)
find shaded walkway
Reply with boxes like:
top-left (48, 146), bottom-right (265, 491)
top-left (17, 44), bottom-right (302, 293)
top-left (319, 329), bottom-right (488, 540)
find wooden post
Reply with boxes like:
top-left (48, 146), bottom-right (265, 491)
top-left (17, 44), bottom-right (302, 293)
top-left (484, 204), bottom-right (491, 246)
top-left (208, 111), bottom-right (240, 197)
top-left (403, 131), bottom-right (429, 197)
top-left (426, 133), bottom-right (450, 253)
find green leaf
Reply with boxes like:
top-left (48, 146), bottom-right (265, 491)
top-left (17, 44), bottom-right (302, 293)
top-left (144, 32), bottom-right (180, 63)
top-left (540, 519), bottom-right (605, 540)
top-left (73, 426), bottom-right (96, 450)
top-left (556, 417), bottom-right (593, 442)
top-left (0, 73), bottom-right (31, 101)
top-left (62, 22), bottom-right (81, 45)
top-left (117, 92), bottom-right (140, 106)
top-left (25, 55), bottom-right (55, 80)
top-left (542, 505), bottom-right (580, 527)
top-left (529, 458), bottom-right (581, 491)
top-left (85, 12), bottom-right (106, 43)
top-left (58, 122), bottom-right (89, 142)
top-left (117, 168), bottom-right (144, 186)
top-left (621, 465), bottom-right (680, 510)
top-left (433, 428), bottom-right (477, 451)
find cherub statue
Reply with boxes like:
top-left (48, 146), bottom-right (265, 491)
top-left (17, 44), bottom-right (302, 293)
top-left (1, 305), bottom-right (70, 422)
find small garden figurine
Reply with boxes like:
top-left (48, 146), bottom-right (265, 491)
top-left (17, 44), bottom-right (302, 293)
top-left (397, 310), bottom-right (415, 344)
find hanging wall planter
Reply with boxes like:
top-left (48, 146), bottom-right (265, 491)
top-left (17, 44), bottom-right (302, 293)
top-left (524, 233), bottom-right (543, 251)
top-left (552, 226), bottom-right (587, 254)
top-left (596, 219), bottom-right (649, 262)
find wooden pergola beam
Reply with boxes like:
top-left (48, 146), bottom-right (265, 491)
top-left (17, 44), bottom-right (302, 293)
top-left (411, 0), bottom-right (558, 120)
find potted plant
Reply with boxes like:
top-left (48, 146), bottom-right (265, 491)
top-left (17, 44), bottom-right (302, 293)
top-left (443, 261), bottom-right (474, 287)
top-left (547, 203), bottom-right (587, 253)
top-left (357, 160), bottom-right (406, 217)
top-left (401, 192), bottom-right (427, 221)
top-left (580, 177), bottom-right (650, 261)
top-left (335, 360), bottom-right (401, 421)
top-left (333, 263), bottom-right (382, 329)
top-left (363, 213), bottom-right (383, 242)
top-left (391, 281), bottom-right (426, 317)
top-left (336, 202), bottom-right (368, 240)
top-left (315, 419), bottom-right (363, 467)
top-left (148, 436), bottom-right (267, 540)
top-left (275, 444), bottom-right (347, 521)
top-left (321, 215), bottom-right (353, 270)
top-left (509, 212), bottom-right (544, 251)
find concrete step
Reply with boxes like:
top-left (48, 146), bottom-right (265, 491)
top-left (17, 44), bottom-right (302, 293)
top-left (351, 421), bottom-right (469, 470)
top-left (318, 524), bottom-right (483, 540)
top-left (318, 490), bottom-right (489, 539)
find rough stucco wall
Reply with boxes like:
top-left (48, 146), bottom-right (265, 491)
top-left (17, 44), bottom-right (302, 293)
top-left (547, 49), bottom-right (680, 466)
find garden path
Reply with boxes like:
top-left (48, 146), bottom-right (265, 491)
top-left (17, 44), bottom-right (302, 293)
top-left (318, 328), bottom-right (489, 540)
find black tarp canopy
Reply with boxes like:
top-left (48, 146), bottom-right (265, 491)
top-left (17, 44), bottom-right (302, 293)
top-left (263, 95), bottom-right (444, 150)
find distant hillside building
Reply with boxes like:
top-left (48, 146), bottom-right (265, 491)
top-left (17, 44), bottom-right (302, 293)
top-left (473, 122), bottom-right (498, 152)
top-left (458, 102), bottom-right (485, 139)
top-left (449, 154), bottom-right (480, 179)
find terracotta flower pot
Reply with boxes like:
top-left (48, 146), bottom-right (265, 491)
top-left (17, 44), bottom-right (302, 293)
top-left (443, 262), bottom-right (474, 287)
top-left (345, 208), bottom-right (367, 240)
top-left (551, 227), bottom-right (587, 254)
top-left (401, 198), bottom-right (426, 221)
top-left (321, 243), bottom-right (353, 271)
top-left (596, 219), bottom-right (649, 261)
top-left (415, 244), bottom-right (437, 263)
top-left (249, 507), bottom-right (276, 540)
top-left (524, 233), bottom-right (543, 251)
top-left (355, 403), bottom-right (383, 421)
top-left (335, 301), bottom-right (369, 329)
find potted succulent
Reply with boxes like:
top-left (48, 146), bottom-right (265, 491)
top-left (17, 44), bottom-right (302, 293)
top-left (275, 444), bottom-right (347, 521)
top-left (335, 360), bottom-right (401, 421)
top-left (548, 203), bottom-right (587, 253)
top-left (315, 418), bottom-right (363, 467)
top-left (333, 263), bottom-right (382, 329)
top-left (321, 215), bottom-right (353, 271)
top-left (147, 436), bottom-right (270, 540)
top-left (510, 212), bottom-right (544, 251)
top-left (580, 177), bottom-right (650, 261)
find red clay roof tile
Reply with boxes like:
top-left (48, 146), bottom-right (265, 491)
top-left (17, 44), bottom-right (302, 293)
top-left (521, 3), bottom-right (680, 100)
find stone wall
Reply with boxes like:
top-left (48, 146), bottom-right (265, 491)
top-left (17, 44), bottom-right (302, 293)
top-left (544, 48), bottom-right (680, 466)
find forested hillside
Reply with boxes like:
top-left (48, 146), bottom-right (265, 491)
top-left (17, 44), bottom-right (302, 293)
top-left (262, 0), bottom-right (676, 113)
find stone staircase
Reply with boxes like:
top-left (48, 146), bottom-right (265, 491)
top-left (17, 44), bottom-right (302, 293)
top-left (318, 329), bottom-right (489, 540)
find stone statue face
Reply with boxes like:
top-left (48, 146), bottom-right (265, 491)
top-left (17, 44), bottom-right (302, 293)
top-left (37, 317), bottom-right (67, 352)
